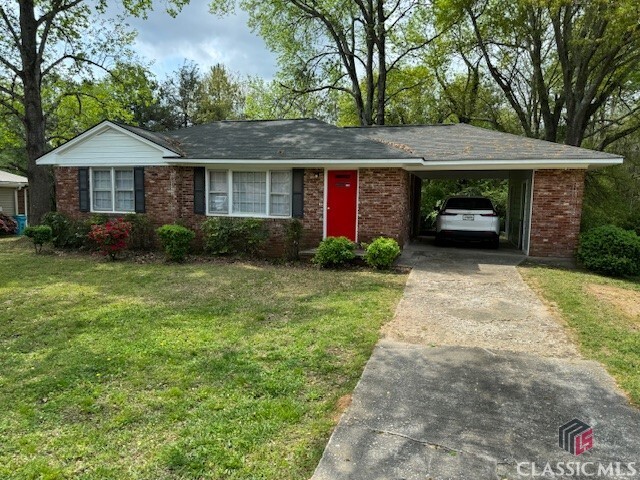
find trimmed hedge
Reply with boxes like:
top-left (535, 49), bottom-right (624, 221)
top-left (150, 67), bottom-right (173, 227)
top-left (577, 225), bottom-right (640, 277)
top-left (312, 236), bottom-right (356, 268)
top-left (201, 217), bottom-right (268, 256)
top-left (364, 237), bottom-right (401, 269)
top-left (24, 226), bottom-right (53, 253)
top-left (156, 224), bottom-right (195, 262)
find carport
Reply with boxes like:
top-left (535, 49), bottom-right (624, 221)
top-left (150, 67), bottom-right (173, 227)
top-left (409, 169), bottom-right (532, 253)
top-left (356, 124), bottom-right (623, 257)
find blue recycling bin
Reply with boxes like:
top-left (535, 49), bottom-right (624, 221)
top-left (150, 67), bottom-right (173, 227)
top-left (13, 214), bottom-right (27, 235)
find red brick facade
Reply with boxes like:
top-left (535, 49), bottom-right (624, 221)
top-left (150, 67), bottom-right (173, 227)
top-left (16, 189), bottom-right (27, 215)
top-left (54, 166), bottom-right (414, 256)
top-left (357, 168), bottom-right (412, 246)
top-left (54, 166), bottom-right (588, 258)
top-left (529, 169), bottom-right (585, 258)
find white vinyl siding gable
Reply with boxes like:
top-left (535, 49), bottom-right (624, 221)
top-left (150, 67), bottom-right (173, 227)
top-left (54, 128), bottom-right (168, 166)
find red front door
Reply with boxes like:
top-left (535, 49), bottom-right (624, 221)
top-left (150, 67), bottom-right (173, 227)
top-left (326, 170), bottom-right (358, 241)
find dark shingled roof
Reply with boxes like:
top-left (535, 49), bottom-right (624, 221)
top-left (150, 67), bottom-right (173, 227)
top-left (135, 119), bottom-right (416, 160)
top-left (113, 118), bottom-right (621, 163)
top-left (113, 122), bottom-right (184, 155)
top-left (353, 123), bottom-right (621, 161)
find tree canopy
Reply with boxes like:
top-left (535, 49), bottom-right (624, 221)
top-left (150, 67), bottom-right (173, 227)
top-left (0, 0), bottom-right (187, 221)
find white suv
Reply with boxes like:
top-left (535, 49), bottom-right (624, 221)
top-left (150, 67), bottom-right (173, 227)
top-left (435, 196), bottom-right (500, 248)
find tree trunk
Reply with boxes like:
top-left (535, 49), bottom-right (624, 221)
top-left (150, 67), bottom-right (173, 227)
top-left (375, 0), bottom-right (386, 125)
top-left (20, 0), bottom-right (54, 223)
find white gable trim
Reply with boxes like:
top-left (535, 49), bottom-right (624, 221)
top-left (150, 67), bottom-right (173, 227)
top-left (36, 121), bottom-right (180, 165)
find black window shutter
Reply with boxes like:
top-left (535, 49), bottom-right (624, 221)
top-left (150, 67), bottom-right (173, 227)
top-left (78, 167), bottom-right (90, 212)
top-left (134, 167), bottom-right (145, 213)
top-left (291, 169), bottom-right (304, 218)
top-left (194, 167), bottom-right (206, 214)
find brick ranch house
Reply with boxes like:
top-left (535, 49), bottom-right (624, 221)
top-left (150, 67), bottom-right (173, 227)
top-left (37, 119), bottom-right (622, 257)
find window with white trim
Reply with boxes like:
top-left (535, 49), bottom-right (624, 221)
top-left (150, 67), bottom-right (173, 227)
top-left (206, 169), bottom-right (292, 217)
top-left (208, 170), bottom-right (229, 213)
top-left (233, 171), bottom-right (267, 215)
top-left (269, 170), bottom-right (291, 216)
top-left (91, 168), bottom-right (135, 213)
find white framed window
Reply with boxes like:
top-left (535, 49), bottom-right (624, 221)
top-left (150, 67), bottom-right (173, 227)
top-left (270, 170), bottom-right (291, 216)
top-left (206, 169), bottom-right (292, 218)
top-left (233, 171), bottom-right (267, 215)
top-left (90, 167), bottom-right (135, 213)
top-left (208, 170), bottom-right (229, 214)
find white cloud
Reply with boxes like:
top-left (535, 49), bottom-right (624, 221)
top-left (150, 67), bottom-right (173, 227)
top-left (107, 0), bottom-right (278, 80)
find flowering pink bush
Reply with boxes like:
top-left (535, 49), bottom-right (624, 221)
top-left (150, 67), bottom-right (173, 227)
top-left (87, 218), bottom-right (132, 260)
top-left (0, 214), bottom-right (17, 234)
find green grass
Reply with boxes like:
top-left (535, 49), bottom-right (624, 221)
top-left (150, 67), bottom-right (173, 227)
top-left (519, 263), bottom-right (640, 406)
top-left (0, 238), bottom-right (407, 479)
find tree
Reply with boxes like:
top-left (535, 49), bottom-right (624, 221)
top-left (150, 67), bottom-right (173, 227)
top-left (211, 0), bottom-right (444, 126)
top-left (436, 0), bottom-right (640, 147)
top-left (160, 61), bottom-right (202, 129)
top-left (0, 1), bottom-right (187, 222)
top-left (244, 76), bottom-right (339, 122)
top-left (194, 63), bottom-right (245, 122)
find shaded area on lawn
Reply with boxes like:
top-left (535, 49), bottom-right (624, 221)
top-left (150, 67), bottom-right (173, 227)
top-left (0, 238), bottom-right (407, 479)
top-left (519, 263), bottom-right (640, 406)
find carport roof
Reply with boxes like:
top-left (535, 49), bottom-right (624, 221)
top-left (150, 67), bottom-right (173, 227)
top-left (353, 123), bottom-right (623, 162)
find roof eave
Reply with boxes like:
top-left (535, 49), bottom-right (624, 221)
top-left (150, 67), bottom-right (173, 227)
top-left (164, 157), bottom-right (422, 166)
top-left (410, 157), bottom-right (623, 171)
top-left (0, 181), bottom-right (28, 188)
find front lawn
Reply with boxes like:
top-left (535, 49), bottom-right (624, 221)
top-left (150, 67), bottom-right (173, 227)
top-left (520, 263), bottom-right (640, 406)
top-left (0, 238), bottom-right (407, 479)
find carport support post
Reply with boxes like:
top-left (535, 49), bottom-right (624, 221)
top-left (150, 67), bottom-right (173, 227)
top-left (528, 169), bottom-right (585, 258)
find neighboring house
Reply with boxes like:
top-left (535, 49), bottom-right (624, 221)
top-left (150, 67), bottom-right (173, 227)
top-left (36, 119), bottom-right (623, 257)
top-left (0, 169), bottom-right (28, 219)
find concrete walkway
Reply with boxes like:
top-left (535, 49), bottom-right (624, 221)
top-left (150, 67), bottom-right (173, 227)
top-left (313, 243), bottom-right (640, 480)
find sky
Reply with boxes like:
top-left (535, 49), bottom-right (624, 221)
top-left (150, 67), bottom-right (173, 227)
top-left (107, 0), bottom-right (279, 81)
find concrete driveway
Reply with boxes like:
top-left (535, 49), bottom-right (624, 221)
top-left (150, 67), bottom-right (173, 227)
top-left (313, 243), bottom-right (640, 480)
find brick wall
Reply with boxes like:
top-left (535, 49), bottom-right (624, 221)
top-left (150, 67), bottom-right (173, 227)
top-left (17, 189), bottom-right (27, 215)
top-left (55, 167), bottom-right (81, 218)
top-left (357, 168), bottom-right (411, 246)
top-left (54, 166), bottom-right (414, 255)
top-left (54, 166), bottom-right (326, 257)
top-left (301, 168), bottom-right (324, 249)
top-left (529, 169), bottom-right (585, 258)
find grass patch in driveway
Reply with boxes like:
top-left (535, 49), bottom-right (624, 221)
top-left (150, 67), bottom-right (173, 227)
top-left (519, 263), bottom-right (640, 406)
top-left (0, 238), bottom-right (407, 479)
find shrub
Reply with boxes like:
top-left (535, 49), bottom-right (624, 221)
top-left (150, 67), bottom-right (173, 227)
top-left (202, 217), bottom-right (235, 255)
top-left (156, 224), bottom-right (195, 262)
top-left (312, 236), bottom-right (356, 268)
top-left (24, 226), bottom-right (53, 253)
top-left (364, 237), bottom-right (401, 269)
top-left (87, 218), bottom-right (132, 260)
top-left (202, 217), bottom-right (269, 256)
top-left (285, 219), bottom-right (304, 260)
top-left (0, 213), bottom-right (17, 235)
top-left (89, 213), bottom-right (110, 225)
top-left (124, 214), bottom-right (156, 251)
top-left (577, 225), bottom-right (640, 277)
top-left (41, 212), bottom-right (90, 249)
